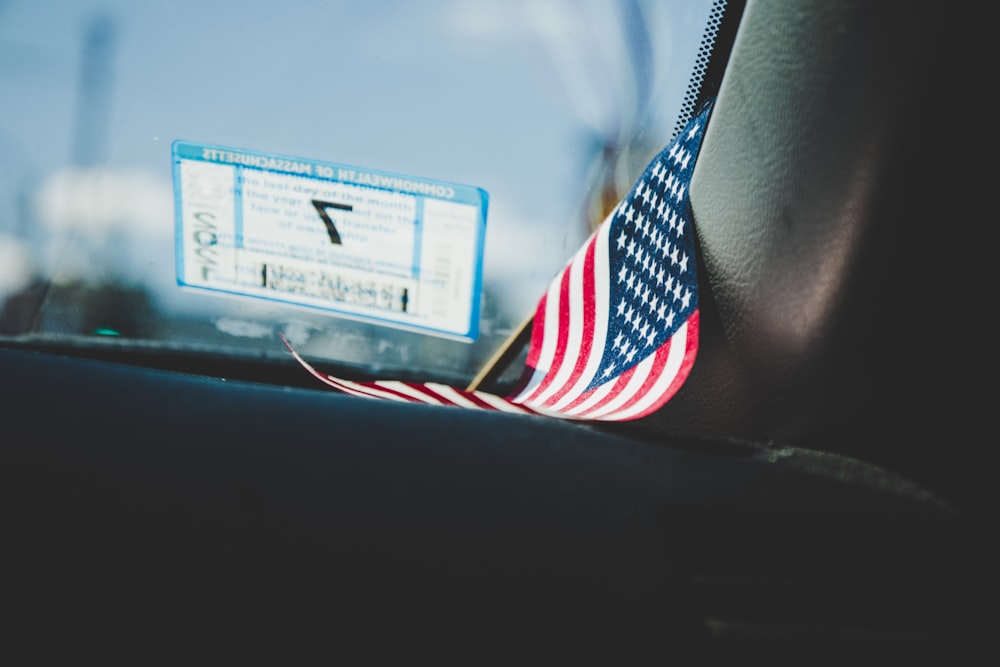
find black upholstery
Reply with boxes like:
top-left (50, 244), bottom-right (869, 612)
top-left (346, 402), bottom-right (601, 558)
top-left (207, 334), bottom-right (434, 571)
top-left (637, 0), bottom-right (997, 528)
top-left (1, 346), bottom-right (990, 659)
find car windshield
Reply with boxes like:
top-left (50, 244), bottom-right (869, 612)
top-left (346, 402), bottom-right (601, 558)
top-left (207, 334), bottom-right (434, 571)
top-left (1, 0), bottom-right (725, 387)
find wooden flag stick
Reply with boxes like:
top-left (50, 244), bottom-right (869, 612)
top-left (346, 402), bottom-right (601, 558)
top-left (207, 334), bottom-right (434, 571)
top-left (465, 312), bottom-right (535, 392)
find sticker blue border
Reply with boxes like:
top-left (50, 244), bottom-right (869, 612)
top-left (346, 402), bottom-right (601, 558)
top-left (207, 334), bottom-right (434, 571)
top-left (172, 140), bottom-right (489, 341)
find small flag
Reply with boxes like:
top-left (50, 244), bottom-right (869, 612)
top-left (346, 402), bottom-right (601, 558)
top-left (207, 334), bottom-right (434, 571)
top-left (283, 101), bottom-right (713, 422)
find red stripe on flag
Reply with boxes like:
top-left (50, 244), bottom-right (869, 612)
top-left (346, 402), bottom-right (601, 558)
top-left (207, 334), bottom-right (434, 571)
top-left (537, 238), bottom-right (596, 407)
top-left (592, 334), bottom-right (675, 419)
top-left (573, 359), bottom-right (642, 418)
top-left (576, 310), bottom-right (699, 421)
top-left (513, 222), bottom-right (611, 414)
top-left (515, 264), bottom-right (573, 404)
top-left (523, 294), bottom-right (548, 370)
top-left (611, 310), bottom-right (699, 420)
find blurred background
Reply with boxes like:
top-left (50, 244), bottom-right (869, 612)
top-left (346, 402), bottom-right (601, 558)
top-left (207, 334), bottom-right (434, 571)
top-left (0, 0), bottom-right (721, 384)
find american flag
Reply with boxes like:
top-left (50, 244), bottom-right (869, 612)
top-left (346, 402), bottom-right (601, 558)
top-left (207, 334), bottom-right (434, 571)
top-left (283, 101), bottom-right (712, 422)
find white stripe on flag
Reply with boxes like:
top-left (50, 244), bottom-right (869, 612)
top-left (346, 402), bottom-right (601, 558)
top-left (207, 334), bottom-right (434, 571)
top-left (588, 320), bottom-right (688, 421)
top-left (560, 370), bottom-right (619, 417)
top-left (512, 224), bottom-right (604, 406)
top-left (428, 383), bottom-right (485, 409)
top-left (549, 222), bottom-right (611, 411)
top-left (378, 380), bottom-right (448, 405)
top-left (512, 266), bottom-right (566, 401)
top-left (342, 379), bottom-right (420, 402)
top-left (525, 242), bottom-right (589, 407)
top-left (578, 348), bottom-right (659, 420)
top-left (473, 391), bottom-right (539, 415)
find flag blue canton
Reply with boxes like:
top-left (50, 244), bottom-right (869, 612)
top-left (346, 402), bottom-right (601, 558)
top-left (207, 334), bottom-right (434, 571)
top-left (587, 118), bottom-right (704, 391)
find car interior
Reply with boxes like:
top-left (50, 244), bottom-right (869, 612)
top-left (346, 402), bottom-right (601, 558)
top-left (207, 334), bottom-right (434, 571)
top-left (2, 0), bottom-right (997, 661)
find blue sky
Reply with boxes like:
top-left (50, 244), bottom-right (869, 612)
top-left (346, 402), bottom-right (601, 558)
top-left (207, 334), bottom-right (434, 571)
top-left (0, 0), bottom-right (716, 372)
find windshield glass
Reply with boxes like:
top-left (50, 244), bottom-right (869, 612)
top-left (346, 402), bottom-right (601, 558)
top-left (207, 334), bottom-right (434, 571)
top-left (1, 0), bottom-right (723, 386)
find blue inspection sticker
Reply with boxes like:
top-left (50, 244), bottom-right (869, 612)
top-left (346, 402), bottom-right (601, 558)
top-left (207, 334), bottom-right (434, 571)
top-left (172, 141), bottom-right (488, 341)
